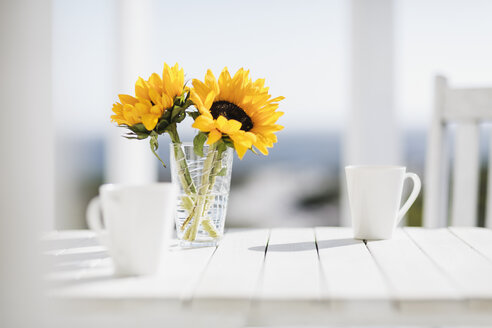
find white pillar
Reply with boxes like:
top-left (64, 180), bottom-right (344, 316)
top-left (105, 0), bottom-right (158, 184)
top-left (341, 0), bottom-right (400, 225)
top-left (0, 0), bottom-right (52, 326)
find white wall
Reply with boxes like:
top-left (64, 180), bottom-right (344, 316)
top-left (0, 0), bottom-right (53, 326)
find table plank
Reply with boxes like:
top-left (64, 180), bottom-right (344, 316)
top-left (405, 227), bottom-right (492, 299)
top-left (44, 231), bottom-right (109, 283)
top-left (366, 229), bottom-right (460, 301)
top-left (51, 241), bottom-right (217, 302)
top-left (256, 228), bottom-right (322, 300)
top-left (315, 227), bottom-right (389, 300)
top-left (192, 229), bottom-right (269, 300)
top-left (190, 229), bottom-right (270, 328)
top-left (249, 228), bottom-right (325, 327)
top-left (449, 227), bottom-right (492, 262)
top-left (43, 230), bottom-right (99, 256)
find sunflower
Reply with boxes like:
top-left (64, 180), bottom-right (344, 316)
top-left (111, 63), bottom-right (185, 131)
top-left (190, 67), bottom-right (284, 159)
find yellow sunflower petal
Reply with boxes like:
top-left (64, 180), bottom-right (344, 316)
top-left (254, 103), bottom-right (279, 114)
top-left (203, 91), bottom-right (216, 111)
top-left (149, 87), bottom-right (162, 106)
top-left (171, 64), bottom-right (184, 97)
top-left (135, 77), bottom-right (150, 99)
top-left (267, 96), bottom-right (285, 103)
top-left (162, 63), bottom-right (175, 97)
top-left (215, 116), bottom-right (228, 131)
top-left (189, 90), bottom-right (204, 111)
top-left (118, 94), bottom-right (138, 105)
top-left (161, 93), bottom-right (173, 109)
top-left (244, 131), bottom-right (257, 143)
top-left (254, 140), bottom-right (269, 155)
top-left (136, 97), bottom-right (152, 108)
top-left (142, 114), bottom-right (158, 130)
top-left (205, 69), bottom-right (219, 95)
top-left (150, 105), bottom-right (162, 115)
top-left (149, 73), bottom-right (162, 91)
top-left (222, 119), bottom-right (242, 134)
top-left (135, 103), bottom-right (150, 115)
top-left (192, 115), bottom-right (215, 132)
top-left (110, 114), bottom-right (126, 125)
top-left (161, 62), bottom-right (183, 98)
top-left (230, 132), bottom-right (252, 148)
top-left (122, 104), bottom-right (137, 125)
top-left (135, 76), bottom-right (148, 88)
top-left (112, 102), bottom-right (123, 114)
top-left (207, 129), bottom-right (222, 145)
top-left (217, 67), bottom-right (232, 99)
top-left (234, 143), bottom-right (248, 159)
top-left (253, 111), bottom-right (284, 125)
top-left (177, 67), bottom-right (184, 92)
top-left (191, 79), bottom-right (210, 101)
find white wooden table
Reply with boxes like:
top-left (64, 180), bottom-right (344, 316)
top-left (44, 227), bottom-right (492, 327)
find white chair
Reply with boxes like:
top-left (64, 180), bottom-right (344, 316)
top-left (424, 76), bottom-right (492, 228)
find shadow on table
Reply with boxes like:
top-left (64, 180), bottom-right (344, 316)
top-left (249, 238), bottom-right (358, 252)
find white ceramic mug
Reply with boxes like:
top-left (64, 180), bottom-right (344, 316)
top-left (345, 165), bottom-right (421, 240)
top-left (86, 183), bottom-right (176, 276)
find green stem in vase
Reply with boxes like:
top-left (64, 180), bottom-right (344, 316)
top-left (198, 149), bottom-right (226, 228)
top-left (180, 202), bottom-right (196, 231)
top-left (168, 124), bottom-right (197, 195)
top-left (185, 142), bottom-right (218, 241)
top-left (202, 219), bottom-right (219, 238)
top-left (209, 149), bottom-right (225, 189)
top-left (183, 144), bottom-right (226, 240)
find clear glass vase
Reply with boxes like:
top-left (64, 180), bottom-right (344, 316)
top-left (170, 142), bottom-right (233, 247)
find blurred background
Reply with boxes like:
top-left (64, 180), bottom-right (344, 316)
top-left (52, 0), bottom-right (492, 230)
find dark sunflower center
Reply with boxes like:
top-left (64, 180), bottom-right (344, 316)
top-left (210, 101), bottom-right (253, 131)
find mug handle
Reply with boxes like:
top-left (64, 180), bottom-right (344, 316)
top-left (86, 196), bottom-right (104, 231)
top-left (86, 196), bottom-right (108, 246)
top-left (397, 172), bottom-right (421, 225)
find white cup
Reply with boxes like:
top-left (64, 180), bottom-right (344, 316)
top-left (345, 165), bottom-right (421, 240)
top-left (86, 183), bottom-right (176, 276)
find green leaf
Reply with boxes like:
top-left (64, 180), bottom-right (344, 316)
top-left (176, 112), bottom-right (186, 123)
top-left (216, 139), bottom-right (227, 157)
top-left (136, 133), bottom-right (149, 140)
top-left (187, 110), bottom-right (200, 120)
top-left (155, 119), bottom-right (169, 134)
top-left (171, 106), bottom-right (185, 121)
top-left (216, 168), bottom-right (227, 176)
top-left (149, 134), bottom-right (166, 167)
top-left (129, 123), bottom-right (148, 134)
top-left (222, 137), bottom-right (234, 148)
top-left (162, 108), bottom-right (172, 121)
top-left (174, 93), bottom-right (191, 107)
top-left (193, 132), bottom-right (208, 157)
top-left (182, 98), bottom-right (193, 109)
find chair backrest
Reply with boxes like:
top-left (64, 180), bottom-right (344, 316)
top-left (424, 76), bottom-right (492, 228)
